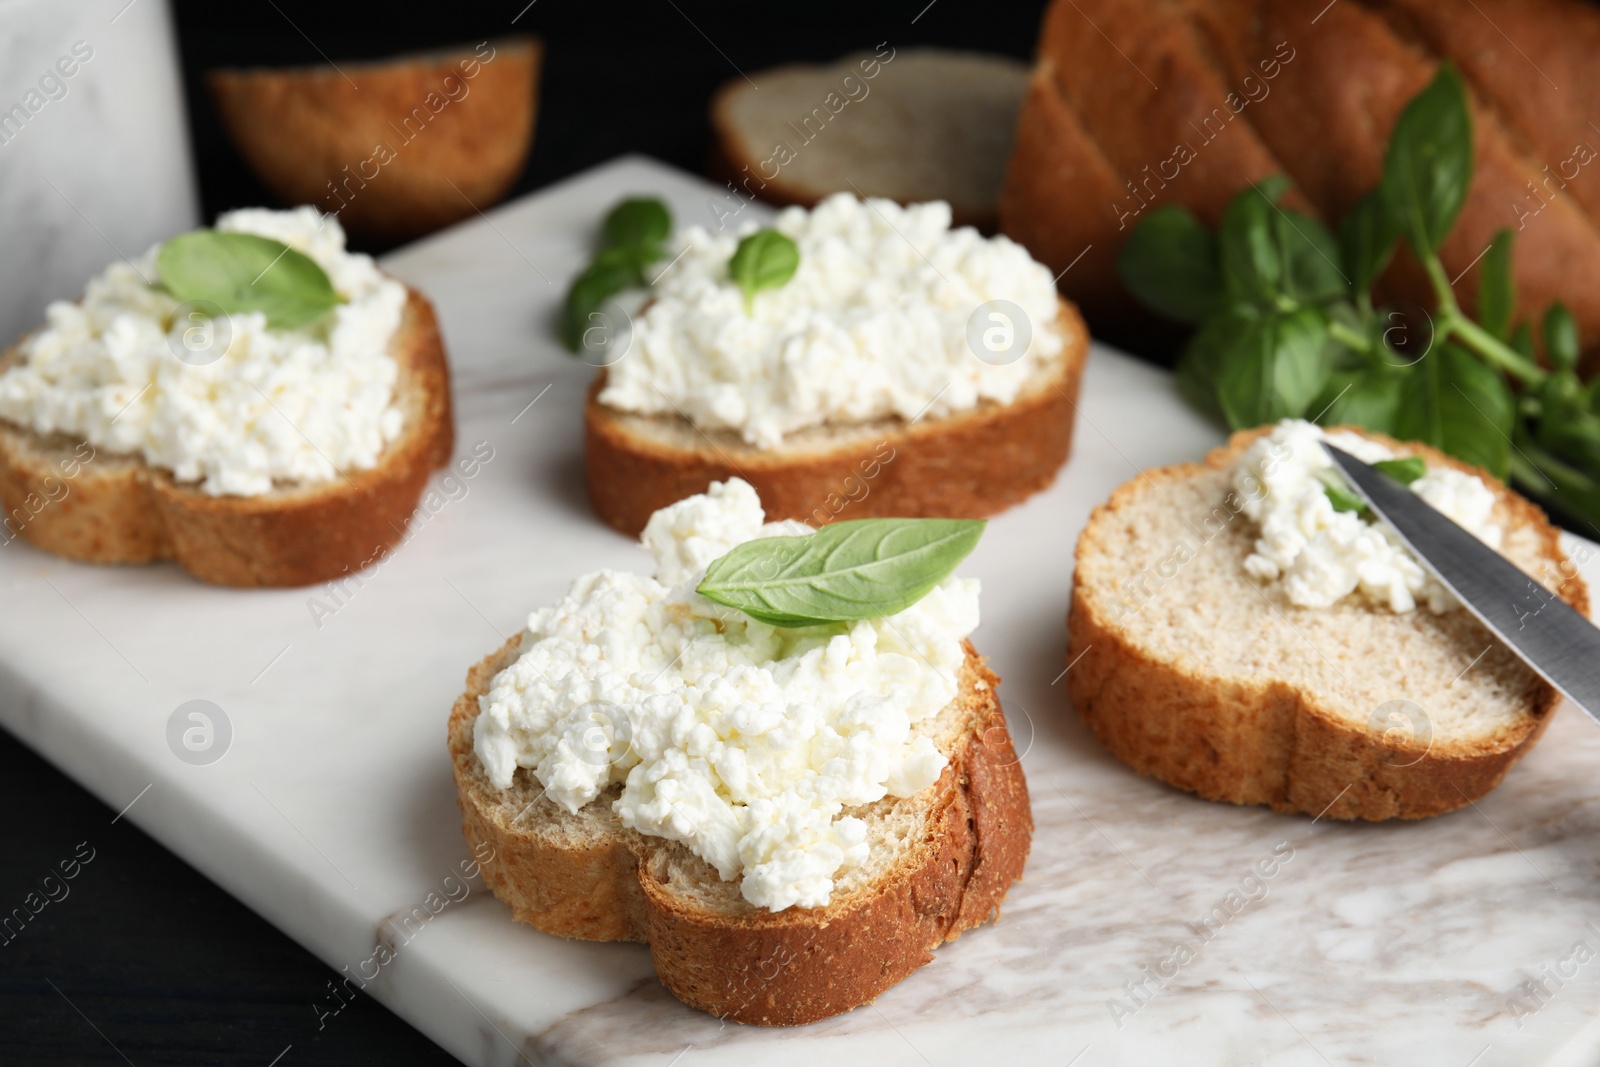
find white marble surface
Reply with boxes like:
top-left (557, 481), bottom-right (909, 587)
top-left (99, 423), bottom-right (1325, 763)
top-left (0, 0), bottom-right (198, 345)
top-left (3, 156), bottom-right (1600, 1067)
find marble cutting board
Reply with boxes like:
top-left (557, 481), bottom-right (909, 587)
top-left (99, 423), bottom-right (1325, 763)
top-left (4, 156), bottom-right (1600, 1067)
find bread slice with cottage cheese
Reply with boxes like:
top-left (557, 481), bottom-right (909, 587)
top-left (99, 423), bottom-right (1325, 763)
top-left (1066, 426), bottom-right (1588, 820)
top-left (448, 634), bottom-right (1032, 1026)
top-left (585, 297), bottom-right (1089, 538)
top-left (0, 287), bottom-right (453, 587)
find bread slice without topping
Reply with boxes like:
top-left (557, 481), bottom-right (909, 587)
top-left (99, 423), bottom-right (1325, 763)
top-left (449, 634), bottom-right (1032, 1026)
top-left (0, 287), bottom-right (454, 587)
top-left (1066, 427), bottom-right (1589, 820)
top-left (585, 299), bottom-right (1090, 538)
top-left (711, 49), bottom-right (1031, 233)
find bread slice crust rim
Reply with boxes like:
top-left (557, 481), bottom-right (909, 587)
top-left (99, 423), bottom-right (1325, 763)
top-left (585, 299), bottom-right (1089, 537)
top-left (0, 287), bottom-right (454, 588)
top-left (1066, 425), bottom-right (1589, 821)
top-left (449, 634), bottom-right (1033, 1026)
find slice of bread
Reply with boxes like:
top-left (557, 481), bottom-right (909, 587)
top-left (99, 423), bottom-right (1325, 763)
top-left (711, 49), bottom-right (1030, 233)
top-left (208, 38), bottom-right (540, 243)
top-left (1066, 427), bottom-right (1589, 820)
top-left (0, 287), bottom-right (454, 587)
top-left (449, 634), bottom-right (1032, 1026)
top-left (585, 299), bottom-right (1090, 537)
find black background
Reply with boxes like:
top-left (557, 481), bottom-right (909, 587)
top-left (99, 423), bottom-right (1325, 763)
top-left (0, 1), bottom-right (1049, 1064)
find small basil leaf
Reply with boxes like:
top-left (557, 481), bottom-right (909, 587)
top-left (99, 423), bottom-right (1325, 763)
top-left (1339, 190), bottom-right (1400, 296)
top-left (1314, 366), bottom-right (1403, 433)
top-left (1116, 205), bottom-right (1226, 324)
top-left (1544, 302), bottom-right (1580, 373)
top-left (728, 229), bottom-right (800, 311)
top-left (562, 256), bottom-right (637, 352)
top-left (1271, 207), bottom-right (1346, 304)
top-left (1316, 469), bottom-right (1369, 514)
top-left (696, 517), bottom-right (984, 627)
top-left (603, 197), bottom-right (671, 251)
top-left (1478, 229), bottom-right (1515, 340)
top-left (1511, 321), bottom-right (1537, 361)
top-left (1373, 456), bottom-right (1427, 484)
top-left (157, 231), bottom-right (340, 330)
top-left (1381, 63), bottom-right (1473, 258)
top-left (1220, 176), bottom-right (1292, 306)
top-left (1216, 306), bottom-right (1332, 428)
top-left (1393, 341), bottom-right (1513, 478)
top-left (1175, 310), bottom-right (1253, 423)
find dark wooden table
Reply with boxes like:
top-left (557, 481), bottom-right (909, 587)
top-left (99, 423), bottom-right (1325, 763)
top-left (0, 2), bottom-right (1044, 1062)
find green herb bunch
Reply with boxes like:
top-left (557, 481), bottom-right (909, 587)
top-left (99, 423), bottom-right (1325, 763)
top-left (561, 197), bottom-right (672, 353)
top-left (1118, 63), bottom-right (1600, 528)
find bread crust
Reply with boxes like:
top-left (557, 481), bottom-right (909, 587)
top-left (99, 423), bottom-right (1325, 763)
top-left (584, 300), bottom-right (1090, 537)
top-left (208, 38), bottom-right (540, 243)
top-left (0, 288), bottom-right (454, 587)
top-left (1066, 427), bottom-right (1588, 820)
top-left (449, 635), bottom-right (1032, 1025)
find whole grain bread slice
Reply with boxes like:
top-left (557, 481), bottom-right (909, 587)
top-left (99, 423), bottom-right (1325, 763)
top-left (449, 635), bottom-right (1032, 1026)
top-left (710, 49), bottom-right (1031, 233)
top-left (0, 287), bottom-right (454, 587)
top-left (1066, 427), bottom-right (1589, 820)
top-left (585, 299), bottom-right (1089, 537)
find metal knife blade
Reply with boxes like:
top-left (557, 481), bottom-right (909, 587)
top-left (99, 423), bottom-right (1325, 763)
top-left (1323, 443), bottom-right (1600, 726)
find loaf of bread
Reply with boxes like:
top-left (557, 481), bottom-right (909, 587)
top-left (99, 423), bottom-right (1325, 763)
top-left (1002, 0), bottom-right (1600, 365)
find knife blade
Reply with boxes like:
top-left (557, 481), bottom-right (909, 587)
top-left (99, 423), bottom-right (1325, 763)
top-left (1323, 443), bottom-right (1600, 726)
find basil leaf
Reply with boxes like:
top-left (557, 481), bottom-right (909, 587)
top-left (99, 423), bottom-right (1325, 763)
top-left (1393, 342), bottom-right (1513, 477)
top-left (1511, 321), bottom-right (1536, 362)
top-left (1339, 190), bottom-right (1400, 296)
top-left (1271, 207), bottom-right (1346, 304)
top-left (696, 517), bottom-right (984, 627)
top-left (562, 254), bottom-right (638, 352)
top-left (1374, 456), bottom-right (1427, 484)
top-left (1314, 366), bottom-right (1403, 432)
top-left (157, 231), bottom-right (340, 330)
top-left (1544, 302), bottom-right (1580, 373)
top-left (728, 229), bottom-right (799, 311)
top-left (1316, 469), bottom-right (1368, 514)
top-left (1175, 311), bottom-right (1252, 423)
top-left (1381, 63), bottom-right (1473, 257)
top-left (1216, 307), bottom-right (1332, 428)
top-left (1478, 229), bottom-right (1515, 340)
top-left (1220, 176), bottom-right (1291, 305)
top-left (1117, 205), bottom-right (1226, 324)
top-left (603, 197), bottom-right (671, 251)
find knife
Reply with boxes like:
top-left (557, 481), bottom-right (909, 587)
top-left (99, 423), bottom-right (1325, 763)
top-left (1323, 443), bottom-right (1600, 725)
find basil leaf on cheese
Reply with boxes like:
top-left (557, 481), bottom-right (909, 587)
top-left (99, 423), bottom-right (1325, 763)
top-left (697, 517), bottom-right (984, 627)
top-left (157, 230), bottom-right (340, 330)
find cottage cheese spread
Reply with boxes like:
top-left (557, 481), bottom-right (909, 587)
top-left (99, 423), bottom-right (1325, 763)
top-left (472, 478), bottom-right (978, 911)
top-left (1234, 419), bottom-right (1502, 613)
top-left (0, 207), bottom-right (406, 497)
top-left (598, 193), bottom-right (1065, 448)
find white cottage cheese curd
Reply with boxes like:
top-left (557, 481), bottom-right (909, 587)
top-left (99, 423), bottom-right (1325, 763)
top-left (0, 207), bottom-right (406, 497)
top-left (1233, 419), bottom-right (1502, 613)
top-left (598, 193), bottom-right (1065, 448)
top-left (472, 478), bottom-right (978, 911)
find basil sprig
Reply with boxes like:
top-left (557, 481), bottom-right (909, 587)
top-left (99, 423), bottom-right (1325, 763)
top-left (1119, 62), bottom-right (1600, 528)
top-left (157, 231), bottom-right (340, 330)
top-left (561, 197), bottom-right (671, 353)
top-left (696, 517), bottom-right (984, 627)
top-left (728, 229), bottom-right (799, 311)
top-left (1320, 456), bottom-right (1426, 514)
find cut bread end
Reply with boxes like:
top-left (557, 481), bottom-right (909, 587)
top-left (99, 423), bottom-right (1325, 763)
top-left (0, 287), bottom-right (454, 587)
top-left (710, 48), bottom-right (1030, 233)
top-left (449, 635), bottom-right (1032, 1025)
top-left (584, 299), bottom-right (1090, 537)
top-left (1066, 426), bottom-right (1588, 820)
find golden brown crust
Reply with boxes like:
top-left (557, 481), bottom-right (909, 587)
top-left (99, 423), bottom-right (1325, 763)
top-left (449, 636), bottom-right (1033, 1026)
top-left (207, 38), bottom-right (540, 243)
top-left (1065, 427), bottom-right (1587, 821)
top-left (0, 288), bottom-right (455, 588)
top-left (583, 300), bottom-right (1090, 537)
